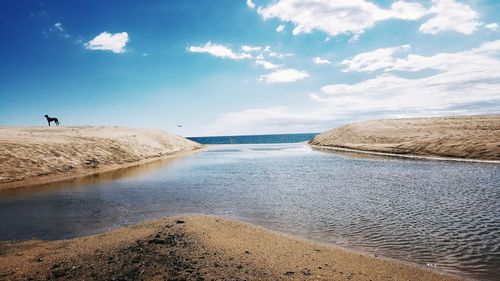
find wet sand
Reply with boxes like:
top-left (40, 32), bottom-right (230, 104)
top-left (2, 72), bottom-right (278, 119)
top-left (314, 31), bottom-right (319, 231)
top-left (0, 216), bottom-right (464, 281)
top-left (309, 115), bottom-right (500, 161)
top-left (0, 126), bottom-right (204, 191)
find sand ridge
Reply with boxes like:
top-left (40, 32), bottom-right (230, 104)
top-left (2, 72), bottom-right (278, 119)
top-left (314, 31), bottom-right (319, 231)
top-left (0, 215), bottom-right (465, 281)
top-left (0, 126), bottom-right (204, 190)
top-left (309, 115), bottom-right (500, 161)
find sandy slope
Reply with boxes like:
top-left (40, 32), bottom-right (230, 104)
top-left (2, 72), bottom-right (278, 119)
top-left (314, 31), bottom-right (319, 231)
top-left (0, 215), bottom-right (463, 281)
top-left (0, 126), bottom-right (203, 190)
top-left (309, 115), bottom-right (500, 161)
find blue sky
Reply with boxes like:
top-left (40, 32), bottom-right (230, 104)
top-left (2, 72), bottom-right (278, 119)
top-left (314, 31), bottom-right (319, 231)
top-left (0, 0), bottom-right (499, 136)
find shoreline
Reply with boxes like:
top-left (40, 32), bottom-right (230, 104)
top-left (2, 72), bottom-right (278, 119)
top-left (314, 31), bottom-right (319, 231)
top-left (0, 215), bottom-right (467, 281)
top-left (310, 144), bottom-right (500, 164)
top-left (224, 214), bottom-right (469, 280)
top-left (0, 147), bottom-right (206, 192)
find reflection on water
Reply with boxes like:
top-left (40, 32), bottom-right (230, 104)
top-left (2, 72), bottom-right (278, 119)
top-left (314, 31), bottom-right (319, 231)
top-left (0, 143), bottom-right (499, 280)
top-left (310, 146), bottom-right (400, 161)
top-left (0, 156), bottom-right (185, 198)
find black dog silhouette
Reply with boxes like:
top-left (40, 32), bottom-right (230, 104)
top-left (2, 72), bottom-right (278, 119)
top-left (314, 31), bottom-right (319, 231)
top-left (44, 115), bottom-right (59, 126)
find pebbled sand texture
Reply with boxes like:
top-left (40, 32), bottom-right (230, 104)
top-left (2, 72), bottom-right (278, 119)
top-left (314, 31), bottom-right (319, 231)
top-left (0, 215), bottom-right (464, 281)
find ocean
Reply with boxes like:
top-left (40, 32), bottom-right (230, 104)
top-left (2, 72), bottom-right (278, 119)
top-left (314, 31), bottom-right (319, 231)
top-left (188, 133), bottom-right (318, 144)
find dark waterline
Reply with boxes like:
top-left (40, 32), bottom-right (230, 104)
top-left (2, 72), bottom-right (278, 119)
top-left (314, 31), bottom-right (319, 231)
top-left (188, 133), bottom-right (318, 144)
top-left (0, 143), bottom-right (499, 280)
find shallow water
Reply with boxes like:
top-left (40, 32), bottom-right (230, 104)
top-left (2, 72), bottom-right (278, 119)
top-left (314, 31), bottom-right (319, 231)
top-left (1, 143), bottom-right (499, 280)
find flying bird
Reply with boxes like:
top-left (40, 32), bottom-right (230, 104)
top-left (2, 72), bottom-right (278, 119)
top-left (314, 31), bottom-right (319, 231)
top-left (177, 125), bottom-right (182, 127)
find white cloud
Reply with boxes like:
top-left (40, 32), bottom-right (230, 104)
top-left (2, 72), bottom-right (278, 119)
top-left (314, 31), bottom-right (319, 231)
top-left (485, 23), bottom-right (498, 31)
top-left (268, 51), bottom-right (293, 58)
top-left (188, 42), bottom-right (301, 83)
top-left (276, 24), bottom-right (285, 32)
top-left (257, 0), bottom-right (427, 38)
top-left (259, 46), bottom-right (294, 58)
top-left (85, 32), bottom-right (129, 54)
top-left (313, 40), bottom-right (500, 115)
top-left (259, 68), bottom-right (309, 84)
top-left (255, 59), bottom-right (280, 69)
top-left (205, 106), bottom-right (334, 135)
top-left (419, 0), bottom-right (480, 35)
top-left (341, 45), bottom-right (410, 72)
top-left (390, 1), bottom-right (429, 20)
top-left (188, 42), bottom-right (251, 60)
top-left (48, 22), bottom-right (72, 39)
top-left (313, 57), bottom-right (331, 65)
top-left (54, 22), bottom-right (63, 31)
top-left (342, 40), bottom-right (500, 73)
top-left (241, 45), bottom-right (261, 52)
top-left (246, 0), bottom-right (256, 9)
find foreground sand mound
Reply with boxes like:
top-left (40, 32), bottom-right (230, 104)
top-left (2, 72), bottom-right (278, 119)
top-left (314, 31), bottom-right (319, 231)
top-left (309, 115), bottom-right (500, 160)
top-left (0, 216), bottom-right (461, 281)
top-left (0, 126), bottom-right (203, 189)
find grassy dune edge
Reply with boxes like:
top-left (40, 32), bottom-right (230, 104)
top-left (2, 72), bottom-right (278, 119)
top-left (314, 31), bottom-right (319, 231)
top-left (309, 115), bottom-right (500, 161)
top-left (0, 215), bottom-right (464, 281)
top-left (0, 126), bottom-right (204, 190)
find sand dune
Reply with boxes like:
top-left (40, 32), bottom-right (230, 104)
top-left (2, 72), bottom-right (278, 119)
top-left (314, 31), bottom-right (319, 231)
top-left (309, 115), bottom-right (500, 161)
top-left (0, 126), bottom-right (203, 190)
top-left (0, 215), bottom-right (463, 281)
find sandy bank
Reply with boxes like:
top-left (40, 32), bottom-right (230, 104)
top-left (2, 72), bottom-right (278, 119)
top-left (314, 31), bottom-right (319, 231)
top-left (309, 115), bottom-right (500, 161)
top-left (0, 126), bottom-right (204, 190)
top-left (0, 215), bottom-right (463, 281)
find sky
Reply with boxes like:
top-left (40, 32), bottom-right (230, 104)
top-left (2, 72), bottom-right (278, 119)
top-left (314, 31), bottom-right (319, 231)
top-left (0, 0), bottom-right (499, 136)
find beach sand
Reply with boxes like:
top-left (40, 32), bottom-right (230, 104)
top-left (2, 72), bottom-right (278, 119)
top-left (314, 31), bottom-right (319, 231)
top-left (309, 115), bottom-right (500, 161)
top-left (0, 126), bottom-right (203, 190)
top-left (0, 215), bottom-right (464, 281)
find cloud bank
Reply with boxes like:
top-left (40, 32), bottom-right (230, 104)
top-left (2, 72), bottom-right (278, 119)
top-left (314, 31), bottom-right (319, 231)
top-left (255, 0), bottom-right (484, 39)
top-left (257, 0), bottom-right (426, 38)
top-left (315, 40), bottom-right (500, 114)
top-left (207, 40), bottom-right (500, 135)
